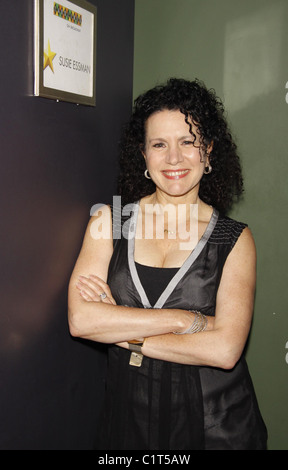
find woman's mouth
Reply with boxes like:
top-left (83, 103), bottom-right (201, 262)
top-left (161, 169), bottom-right (189, 180)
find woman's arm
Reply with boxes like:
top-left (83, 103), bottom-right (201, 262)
top-left (68, 205), bottom-right (197, 342)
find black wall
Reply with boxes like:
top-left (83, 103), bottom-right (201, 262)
top-left (0, 0), bottom-right (135, 450)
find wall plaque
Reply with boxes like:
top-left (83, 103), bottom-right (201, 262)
top-left (34, 0), bottom-right (97, 106)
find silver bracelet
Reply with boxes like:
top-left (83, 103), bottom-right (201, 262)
top-left (174, 310), bottom-right (208, 334)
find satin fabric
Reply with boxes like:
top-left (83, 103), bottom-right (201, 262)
top-left (96, 203), bottom-right (267, 450)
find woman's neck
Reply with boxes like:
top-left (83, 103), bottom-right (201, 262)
top-left (153, 187), bottom-right (199, 206)
top-left (140, 189), bottom-right (212, 227)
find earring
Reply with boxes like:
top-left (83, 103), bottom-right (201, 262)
top-left (144, 169), bottom-right (151, 179)
top-left (204, 163), bottom-right (212, 174)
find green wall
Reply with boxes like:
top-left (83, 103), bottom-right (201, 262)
top-left (134, 0), bottom-right (288, 450)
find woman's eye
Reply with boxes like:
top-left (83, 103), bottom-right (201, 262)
top-left (182, 140), bottom-right (193, 145)
top-left (153, 143), bottom-right (165, 148)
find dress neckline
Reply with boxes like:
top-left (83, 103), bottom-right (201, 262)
top-left (134, 261), bottom-right (179, 271)
top-left (128, 202), bottom-right (219, 309)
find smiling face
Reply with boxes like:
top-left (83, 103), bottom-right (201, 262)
top-left (142, 109), bottom-right (211, 201)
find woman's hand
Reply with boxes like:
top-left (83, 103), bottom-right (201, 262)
top-left (76, 274), bottom-right (116, 305)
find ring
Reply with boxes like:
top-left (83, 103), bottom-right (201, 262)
top-left (99, 292), bottom-right (107, 300)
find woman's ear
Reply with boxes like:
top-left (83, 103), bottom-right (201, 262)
top-left (207, 140), bottom-right (213, 155)
top-left (140, 144), bottom-right (147, 160)
top-left (206, 141), bottom-right (213, 164)
top-left (203, 141), bottom-right (213, 175)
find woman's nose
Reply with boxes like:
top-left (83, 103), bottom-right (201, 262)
top-left (165, 146), bottom-right (184, 165)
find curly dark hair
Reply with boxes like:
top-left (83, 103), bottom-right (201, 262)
top-left (117, 78), bottom-right (243, 214)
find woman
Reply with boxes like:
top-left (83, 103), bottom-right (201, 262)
top-left (68, 78), bottom-right (267, 450)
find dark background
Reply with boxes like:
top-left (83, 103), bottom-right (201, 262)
top-left (0, 0), bottom-right (134, 449)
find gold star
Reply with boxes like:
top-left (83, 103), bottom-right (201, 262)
top-left (43, 40), bottom-right (56, 73)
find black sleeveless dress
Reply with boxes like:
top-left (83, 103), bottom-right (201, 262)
top-left (96, 202), bottom-right (267, 450)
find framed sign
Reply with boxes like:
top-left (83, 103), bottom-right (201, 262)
top-left (34, 0), bottom-right (97, 106)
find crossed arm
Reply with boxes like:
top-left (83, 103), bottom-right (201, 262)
top-left (68, 207), bottom-right (256, 370)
